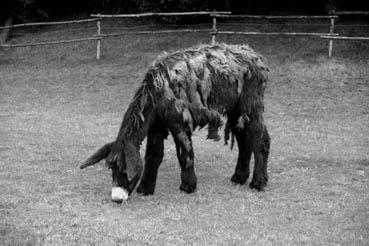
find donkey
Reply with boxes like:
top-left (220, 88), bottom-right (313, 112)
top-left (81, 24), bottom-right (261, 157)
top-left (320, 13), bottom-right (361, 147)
top-left (80, 43), bottom-right (271, 202)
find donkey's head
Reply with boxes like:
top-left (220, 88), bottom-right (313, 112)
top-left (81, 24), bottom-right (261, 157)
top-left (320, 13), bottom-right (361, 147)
top-left (80, 141), bottom-right (143, 203)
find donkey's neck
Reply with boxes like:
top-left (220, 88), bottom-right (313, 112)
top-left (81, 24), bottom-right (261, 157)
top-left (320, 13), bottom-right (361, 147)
top-left (117, 85), bottom-right (155, 148)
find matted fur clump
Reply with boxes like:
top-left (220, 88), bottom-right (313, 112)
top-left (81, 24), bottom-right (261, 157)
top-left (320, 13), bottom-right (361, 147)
top-left (81, 43), bottom-right (271, 203)
top-left (120, 43), bottom-right (269, 143)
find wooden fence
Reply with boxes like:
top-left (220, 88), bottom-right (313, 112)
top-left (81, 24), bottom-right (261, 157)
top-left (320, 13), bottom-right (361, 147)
top-left (91, 11), bottom-right (230, 59)
top-left (334, 11), bottom-right (369, 15)
top-left (320, 11), bottom-right (369, 56)
top-left (0, 18), bottom-right (102, 52)
top-left (0, 11), bottom-right (368, 59)
top-left (94, 13), bottom-right (339, 58)
top-left (0, 12), bottom-right (229, 59)
top-left (210, 14), bottom-right (338, 56)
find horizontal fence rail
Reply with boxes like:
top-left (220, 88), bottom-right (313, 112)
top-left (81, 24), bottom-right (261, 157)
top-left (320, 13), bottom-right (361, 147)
top-left (212, 14), bottom-right (338, 19)
top-left (335, 11), bottom-right (369, 15)
top-left (0, 18), bottom-right (99, 30)
top-left (96, 29), bottom-right (211, 38)
top-left (0, 37), bottom-right (101, 48)
top-left (321, 36), bottom-right (369, 40)
top-left (91, 11), bottom-right (231, 18)
top-left (211, 31), bottom-right (339, 36)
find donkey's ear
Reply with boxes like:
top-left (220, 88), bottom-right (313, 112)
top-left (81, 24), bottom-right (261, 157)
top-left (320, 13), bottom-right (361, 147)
top-left (123, 142), bottom-right (143, 182)
top-left (80, 142), bottom-right (114, 169)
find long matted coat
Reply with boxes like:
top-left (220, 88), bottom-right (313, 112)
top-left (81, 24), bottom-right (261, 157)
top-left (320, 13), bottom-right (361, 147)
top-left (81, 43), bottom-right (271, 202)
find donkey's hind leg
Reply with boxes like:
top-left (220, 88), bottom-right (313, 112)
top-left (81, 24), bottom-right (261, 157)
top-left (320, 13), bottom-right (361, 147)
top-left (137, 122), bottom-right (168, 195)
top-left (249, 123), bottom-right (270, 191)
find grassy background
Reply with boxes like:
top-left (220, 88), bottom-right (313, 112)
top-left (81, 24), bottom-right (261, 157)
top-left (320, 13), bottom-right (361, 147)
top-left (1, 19), bottom-right (369, 245)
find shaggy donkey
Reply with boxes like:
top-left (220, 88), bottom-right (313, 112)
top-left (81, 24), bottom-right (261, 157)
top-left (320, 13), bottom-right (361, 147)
top-left (81, 43), bottom-right (271, 202)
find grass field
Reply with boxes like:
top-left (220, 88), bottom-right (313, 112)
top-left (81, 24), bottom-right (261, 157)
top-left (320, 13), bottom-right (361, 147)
top-left (1, 18), bottom-right (369, 245)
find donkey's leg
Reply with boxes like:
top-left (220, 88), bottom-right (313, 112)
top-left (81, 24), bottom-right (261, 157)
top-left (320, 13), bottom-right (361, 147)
top-left (137, 123), bottom-right (168, 195)
top-left (171, 127), bottom-right (197, 193)
top-left (261, 126), bottom-right (270, 184)
top-left (249, 123), bottom-right (270, 191)
top-left (231, 129), bottom-right (252, 185)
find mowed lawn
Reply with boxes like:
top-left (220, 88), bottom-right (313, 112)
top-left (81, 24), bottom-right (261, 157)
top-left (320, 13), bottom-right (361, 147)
top-left (0, 19), bottom-right (368, 245)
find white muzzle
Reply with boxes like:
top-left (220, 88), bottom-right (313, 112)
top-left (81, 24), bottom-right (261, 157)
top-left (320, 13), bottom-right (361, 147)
top-left (111, 187), bottom-right (129, 203)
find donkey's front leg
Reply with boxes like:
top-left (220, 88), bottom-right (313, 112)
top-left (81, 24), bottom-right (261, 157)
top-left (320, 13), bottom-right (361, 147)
top-left (137, 121), bottom-right (168, 195)
top-left (171, 128), bottom-right (197, 193)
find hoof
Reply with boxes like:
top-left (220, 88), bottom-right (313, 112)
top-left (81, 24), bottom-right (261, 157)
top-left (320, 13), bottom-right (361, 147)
top-left (137, 183), bottom-right (155, 196)
top-left (249, 178), bottom-right (267, 191)
top-left (180, 182), bottom-right (197, 193)
top-left (231, 172), bottom-right (249, 185)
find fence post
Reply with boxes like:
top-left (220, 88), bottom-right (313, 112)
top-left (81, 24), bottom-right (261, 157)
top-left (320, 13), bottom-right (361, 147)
top-left (212, 16), bottom-right (217, 44)
top-left (96, 18), bottom-right (101, 59)
top-left (328, 17), bottom-right (335, 57)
